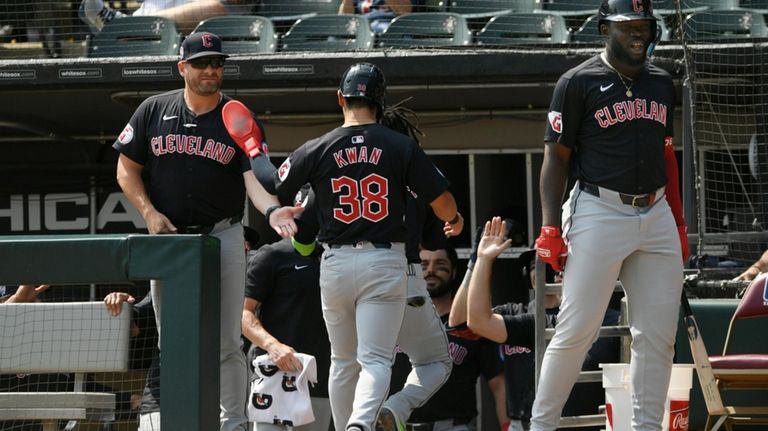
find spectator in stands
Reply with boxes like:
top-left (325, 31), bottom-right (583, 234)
top-left (79, 0), bottom-right (257, 34)
top-left (735, 249), bottom-right (768, 281)
top-left (456, 217), bottom-right (620, 431)
top-left (105, 291), bottom-right (161, 431)
top-left (339, 0), bottom-right (422, 33)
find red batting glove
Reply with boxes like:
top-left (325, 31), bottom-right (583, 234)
top-left (222, 100), bottom-right (265, 158)
top-left (678, 224), bottom-right (689, 263)
top-left (535, 226), bottom-right (567, 272)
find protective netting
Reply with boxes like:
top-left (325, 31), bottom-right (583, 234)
top-left (678, 2), bottom-right (768, 277)
top-left (0, 284), bottom-right (157, 431)
top-left (9, 0), bottom-right (763, 58)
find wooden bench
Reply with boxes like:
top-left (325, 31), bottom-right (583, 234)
top-left (0, 301), bottom-right (130, 431)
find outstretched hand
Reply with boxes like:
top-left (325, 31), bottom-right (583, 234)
top-left (269, 206), bottom-right (304, 238)
top-left (443, 213), bottom-right (464, 237)
top-left (477, 217), bottom-right (512, 260)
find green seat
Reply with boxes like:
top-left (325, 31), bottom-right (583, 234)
top-left (256, 0), bottom-right (342, 22)
top-left (541, 0), bottom-right (600, 16)
top-left (447, 0), bottom-right (539, 19)
top-left (572, 13), bottom-right (669, 44)
top-left (739, 0), bottom-right (768, 11)
top-left (89, 16), bottom-right (179, 58)
top-left (379, 12), bottom-right (472, 48)
top-left (193, 16), bottom-right (276, 54)
top-left (655, 0), bottom-right (738, 14)
top-left (684, 9), bottom-right (768, 41)
top-left (477, 12), bottom-right (569, 45)
top-left (280, 14), bottom-right (373, 51)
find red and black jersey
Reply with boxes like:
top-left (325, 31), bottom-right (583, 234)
top-left (274, 123), bottom-right (449, 245)
top-left (112, 89), bottom-right (265, 226)
top-left (544, 55), bottom-right (675, 195)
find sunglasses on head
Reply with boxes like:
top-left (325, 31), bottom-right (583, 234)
top-left (187, 57), bottom-right (225, 69)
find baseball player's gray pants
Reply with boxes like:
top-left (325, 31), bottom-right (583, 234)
top-left (139, 412), bottom-right (161, 431)
top-left (384, 263), bottom-right (452, 422)
top-left (151, 220), bottom-right (249, 431)
top-left (253, 397), bottom-right (332, 431)
top-left (320, 242), bottom-right (407, 431)
top-left (530, 182), bottom-right (683, 431)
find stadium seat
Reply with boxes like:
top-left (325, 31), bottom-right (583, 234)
top-left (280, 14), bottom-right (374, 51)
top-left (571, 13), bottom-right (670, 44)
top-left (256, 0), bottom-right (343, 23)
top-left (740, 0), bottom-right (768, 12)
top-left (447, 0), bottom-right (539, 19)
top-left (655, 0), bottom-right (739, 14)
top-left (89, 16), bottom-right (179, 57)
top-left (541, 0), bottom-right (600, 16)
top-left (378, 12), bottom-right (472, 47)
top-left (691, 274), bottom-right (768, 431)
top-left (193, 16), bottom-right (276, 54)
top-left (684, 9), bottom-right (768, 41)
top-left (476, 12), bottom-right (569, 45)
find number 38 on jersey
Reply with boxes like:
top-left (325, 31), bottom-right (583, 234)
top-left (331, 174), bottom-right (389, 224)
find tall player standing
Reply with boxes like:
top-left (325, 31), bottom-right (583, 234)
top-left (532, 1), bottom-right (688, 430)
top-left (273, 63), bottom-right (463, 431)
top-left (113, 32), bottom-right (301, 431)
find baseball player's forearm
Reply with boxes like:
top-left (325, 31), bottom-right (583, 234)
top-left (540, 143), bottom-right (571, 226)
top-left (429, 190), bottom-right (459, 224)
top-left (738, 249), bottom-right (768, 280)
top-left (467, 257), bottom-right (508, 344)
top-left (243, 171), bottom-right (280, 213)
top-left (385, 0), bottom-right (412, 15)
top-left (116, 154), bottom-right (157, 220)
top-left (242, 299), bottom-right (279, 350)
top-left (488, 374), bottom-right (510, 426)
top-left (448, 268), bottom-right (472, 327)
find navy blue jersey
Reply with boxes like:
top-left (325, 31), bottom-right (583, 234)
top-left (544, 55), bottom-right (675, 194)
top-left (274, 123), bottom-right (449, 245)
top-left (113, 89), bottom-right (262, 226)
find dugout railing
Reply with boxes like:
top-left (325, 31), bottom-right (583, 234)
top-left (0, 234), bottom-right (221, 431)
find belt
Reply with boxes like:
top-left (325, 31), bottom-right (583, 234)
top-left (579, 181), bottom-right (662, 209)
top-left (177, 216), bottom-right (240, 234)
top-left (329, 241), bottom-right (392, 249)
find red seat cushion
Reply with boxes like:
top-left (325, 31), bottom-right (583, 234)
top-left (710, 354), bottom-right (768, 369)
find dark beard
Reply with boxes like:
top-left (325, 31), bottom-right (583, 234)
top-left (427, 282), bottom-right (452, 299)
top-left (608, 37), bottom-right (647, 67)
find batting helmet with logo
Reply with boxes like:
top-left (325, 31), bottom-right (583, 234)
top-left (339, 62), bottom-right (386, 113)
top-left (598, 0), bottom-right (660, 54)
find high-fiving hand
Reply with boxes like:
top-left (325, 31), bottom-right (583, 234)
top-left (477, 216), bottom-right (513, 260)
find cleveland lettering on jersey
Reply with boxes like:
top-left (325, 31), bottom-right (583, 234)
top-left (333, 146), bottom-right (382, 168)
top-left (594, 98), bottom-right (668, 129)
top-left (149, 134), bottom-right (236, 164)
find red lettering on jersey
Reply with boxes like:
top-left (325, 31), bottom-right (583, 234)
top-left (118, 123), bottom-right (134, 144)
top-left (595, 109), bottom-right (609, 128)
top-left (212, 141), bottom-right (225, 160)
top-left (221, 147), bottom-right (235, 164)
top-left (151, 136), bottom-right (161, 155)
top-left (195, 138), bottom-right (205, 156)
top-left (665, 136), bottom-right (673, 147)
top-left (650, 101), bottom-right (659, 123)
top-left (358, 146), bottom-right (368, 163)
top-left (186, 136), bottom-right (196, 155)
top-left (202, 140), bottom-right (214, 158)
top-left (345, 147), bottom-right (358, 164)
top-left (448, 342), bottom-right (468, 365)
top-left (658, 103), bottom-right (667, 126)
top-left (278, 159), bottom-right (291, 181)
top-left (624, 100), bottom-right (636, 120)
top-left (613, 102), bottom-right (626, 122)
top-left (369, 148), bottom-right (382, 165)
top-left (166, 134), bottom-right (176, 153)
top-left (333, 150), bottom-right (349, 168)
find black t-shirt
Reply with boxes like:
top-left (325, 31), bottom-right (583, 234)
top-left (274, 123), bottom-right (449, 245)
top-left (112, 89), bottom-right (260, 226)
top-left (389, 314), bottom-right (503, 424)
top-left (544, 55), bottom-right (675, 194)
top-left (244, 238), bottom-right (330, 398)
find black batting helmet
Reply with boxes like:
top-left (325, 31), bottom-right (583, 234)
top-left (339, 62), bottom-right (386, 113)
top-left (598, 0), bottom-right (657, 31)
